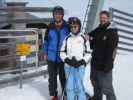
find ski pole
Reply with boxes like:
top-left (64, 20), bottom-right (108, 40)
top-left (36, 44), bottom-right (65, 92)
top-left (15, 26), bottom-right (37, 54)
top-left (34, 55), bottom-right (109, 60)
top-left (61, 66), bottom-right (72, 100)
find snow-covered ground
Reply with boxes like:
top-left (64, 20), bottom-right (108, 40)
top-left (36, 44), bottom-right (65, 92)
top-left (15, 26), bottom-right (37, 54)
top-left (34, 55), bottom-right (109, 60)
top-left (0, 54), bottom-right (133, 100)
top-left (0, 76), bottom-right (49, 100)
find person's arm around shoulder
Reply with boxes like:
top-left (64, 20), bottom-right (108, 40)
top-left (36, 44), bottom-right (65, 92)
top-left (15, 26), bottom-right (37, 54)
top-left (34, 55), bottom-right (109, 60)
top-left (60, 37), bottom-right (68, 62)
top-left (86, 30), bottom-right (96, 50)
top-left (78, 35), bottom-right (91, 66)
top-left (83, 39), bottom-right (91, 65)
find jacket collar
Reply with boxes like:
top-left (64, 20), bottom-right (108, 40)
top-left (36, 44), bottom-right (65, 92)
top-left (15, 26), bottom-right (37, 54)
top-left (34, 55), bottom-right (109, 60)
top-left (107, 22), bottom-right (117, 29)
top-left (70, 32), bottom-right (82, 37)
top-left (50, 19), bottom-right (68, 29)
top-left (98, 22), bottom-right (116, 29)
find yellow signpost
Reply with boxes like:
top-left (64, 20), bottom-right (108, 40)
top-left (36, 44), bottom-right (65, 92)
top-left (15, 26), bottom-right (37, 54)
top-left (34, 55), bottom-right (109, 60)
top-left (16, 43), bottom-right (31, 56)
top-left (16, 43), bottom-right (31, 89)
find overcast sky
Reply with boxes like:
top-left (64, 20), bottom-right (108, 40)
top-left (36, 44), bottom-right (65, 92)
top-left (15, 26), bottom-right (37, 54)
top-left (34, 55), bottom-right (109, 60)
top-left (27, 0), bottom-right (88, 21)
top-left (27, 0), bottom-right (133, 17)
top-left (6, 0), bottom-right (133, 23)
top-left (103, 0), bottom-right (133, 12)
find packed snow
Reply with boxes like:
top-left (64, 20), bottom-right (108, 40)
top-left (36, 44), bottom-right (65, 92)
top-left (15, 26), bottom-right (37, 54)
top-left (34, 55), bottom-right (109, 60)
top-left (0, 54), bottom-right (133, 100)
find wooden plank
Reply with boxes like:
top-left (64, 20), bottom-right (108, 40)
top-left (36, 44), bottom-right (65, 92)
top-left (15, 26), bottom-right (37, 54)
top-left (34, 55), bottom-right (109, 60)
top-left (118, 28), bottom-right (133, 36)
top-left (113, 15), bottom-right (133, 23)
top-left (119, 34), bottom-right (133, 41)
top-left (112, 8), bottom-right (133, 18)
top-left (119, 40), bottom-right (133, 47)
top-left (118, 46), bottom-right (133, 52)
top-left (114, 21), bottom-right (133, 29)
top-left (0, 7), bottom-right (53, 12)
top-left (0, 18), bottom-right (52, 24)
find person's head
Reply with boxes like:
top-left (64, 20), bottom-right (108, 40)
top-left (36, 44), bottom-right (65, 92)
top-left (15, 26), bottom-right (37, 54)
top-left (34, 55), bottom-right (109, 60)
top-left (53, 6), bottom-right (64, 23)
top-left (68, 17), bottom-right (81, 35)
top-left (99, 10), bottom-right (110, 25)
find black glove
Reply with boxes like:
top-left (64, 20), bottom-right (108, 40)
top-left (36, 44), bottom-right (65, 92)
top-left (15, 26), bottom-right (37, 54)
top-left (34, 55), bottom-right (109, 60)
top-left (65, 57), bottom-right (78, 67)
top-left (64, 58), bottom-right (72, 65)
top-left (77, 59), bottom-right (86, 67)
top-left (71, 56), bottom-right (78, 67)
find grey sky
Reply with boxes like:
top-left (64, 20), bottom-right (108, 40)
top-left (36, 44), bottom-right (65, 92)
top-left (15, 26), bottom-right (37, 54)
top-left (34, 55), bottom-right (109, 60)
top-left (27, 0), bottom-right (89, 21)
top-left (103, 0), bottom-right (133, 13)
top-left (27, 0), bottom-right (133, 17)
top-left (6, 0), bottom-right (133, 23)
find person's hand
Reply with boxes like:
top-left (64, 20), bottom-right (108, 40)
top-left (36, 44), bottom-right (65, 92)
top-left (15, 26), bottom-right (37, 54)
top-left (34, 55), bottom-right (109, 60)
top-left (71, 56), bottom-right (78, 67)
top-left (65, 57), bottom-right (78, 67)
top-left (77, 59), bottom-right (86, 67)
top-left (44, 54), bottom-right (47, 60)
top-left (85, 33), bottom-right (90, 40)
top-left (64, 58), bottom-right (72, 65)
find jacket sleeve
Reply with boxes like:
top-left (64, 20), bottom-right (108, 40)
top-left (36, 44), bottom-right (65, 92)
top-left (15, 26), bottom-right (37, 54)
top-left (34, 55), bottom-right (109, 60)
top-left (60, 38), bottom-right (68, 62)
top-left (83, 40), bottom-right (91, 64)
top-left (89, 30), bottom-right (95, 50)
top-left (43, 27), bottom-right (49, 55)
top-left (105, 29), bottom-right (119, 66)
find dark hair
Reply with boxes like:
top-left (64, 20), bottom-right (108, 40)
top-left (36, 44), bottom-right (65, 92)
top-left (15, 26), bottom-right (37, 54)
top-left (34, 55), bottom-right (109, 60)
top-left (53, 6), bottom-right (64, 15)
top-left (68, 17), bottom-right (81, 26)
top-left (100, 10), bottom-right (110, 18)
top-left (68, 17), bottom-right (81, 32)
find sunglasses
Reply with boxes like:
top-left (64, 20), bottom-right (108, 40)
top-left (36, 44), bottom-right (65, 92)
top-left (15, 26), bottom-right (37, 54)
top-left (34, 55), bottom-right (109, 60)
top-left (70, 25), bottom-right (79, 29)
top-left (53, 12), bottom-right (63, 15)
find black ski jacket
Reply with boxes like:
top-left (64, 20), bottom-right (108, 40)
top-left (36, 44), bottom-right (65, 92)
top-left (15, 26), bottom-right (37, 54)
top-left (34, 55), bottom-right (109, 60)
top-left (89, 22), bottom-right (119, 72)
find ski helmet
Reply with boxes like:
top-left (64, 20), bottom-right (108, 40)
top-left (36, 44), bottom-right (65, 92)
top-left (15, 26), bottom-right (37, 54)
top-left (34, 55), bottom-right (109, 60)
top-left (68, 17), bottom-right (81, 33)
top-left (53, 6), bottom-right (64, 16)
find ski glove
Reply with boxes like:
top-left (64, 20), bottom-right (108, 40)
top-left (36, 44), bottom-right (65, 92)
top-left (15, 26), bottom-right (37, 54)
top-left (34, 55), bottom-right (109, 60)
top-left (65, 57), bottom-right (78, 67)
top-left (77, 59), bottom-right (86, 67)
top-left (65, 58), bottom-right (72, 65)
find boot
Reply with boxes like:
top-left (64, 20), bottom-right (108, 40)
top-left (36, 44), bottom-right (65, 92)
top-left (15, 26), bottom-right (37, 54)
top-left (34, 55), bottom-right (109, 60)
top-left (88, 96), bottom-right (95, 100)
top-left (51, 96), bottom-right (57, 100)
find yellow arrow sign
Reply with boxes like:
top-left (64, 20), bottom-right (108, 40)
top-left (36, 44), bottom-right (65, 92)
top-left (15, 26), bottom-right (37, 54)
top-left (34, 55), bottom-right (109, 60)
top-left (16, 43), bottom-right (31, 56)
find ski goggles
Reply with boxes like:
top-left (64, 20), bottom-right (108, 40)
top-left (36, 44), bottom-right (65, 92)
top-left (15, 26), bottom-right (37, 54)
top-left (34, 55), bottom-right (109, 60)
top-left (70, 25), bottom-right (79, 29)
top-left (53, 11), bottom-right (64, 15)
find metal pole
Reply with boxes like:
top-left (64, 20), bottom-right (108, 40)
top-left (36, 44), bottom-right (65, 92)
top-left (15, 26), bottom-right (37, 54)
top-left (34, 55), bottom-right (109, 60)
top-left (35, 33), bottom-right (39, 71)
top-left (19, 56), bottom-right (26, 89)
top-left (85, 0), bottom-right (105, 32)
top-left (109, 8), bottom-right (114, 22)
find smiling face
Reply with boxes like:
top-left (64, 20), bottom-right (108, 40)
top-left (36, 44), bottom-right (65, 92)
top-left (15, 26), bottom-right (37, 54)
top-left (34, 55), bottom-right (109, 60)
top-left (70, 24), bottom-right (80, 34)
top-left (99, 13), bottom-right (110, 25)
top-left (53, 12), bottom-right (63, 23)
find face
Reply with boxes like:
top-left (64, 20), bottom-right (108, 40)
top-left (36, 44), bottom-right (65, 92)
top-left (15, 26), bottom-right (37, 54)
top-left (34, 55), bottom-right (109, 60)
top-left (99, 14), bottom-right (110, 25)
top-left (70, 24), bottom-right (80, 34)
top-left (53, 12), bottom-right (63, 22)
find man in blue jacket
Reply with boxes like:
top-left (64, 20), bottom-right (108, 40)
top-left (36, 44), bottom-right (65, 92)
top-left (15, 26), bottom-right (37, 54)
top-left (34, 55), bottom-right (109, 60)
top-left (43, 6), bottom-right (69, 100)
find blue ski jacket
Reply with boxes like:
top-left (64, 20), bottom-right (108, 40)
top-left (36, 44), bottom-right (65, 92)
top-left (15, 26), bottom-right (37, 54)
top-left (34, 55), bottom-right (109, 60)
top-left (43, 20), bottom-right (69, 62)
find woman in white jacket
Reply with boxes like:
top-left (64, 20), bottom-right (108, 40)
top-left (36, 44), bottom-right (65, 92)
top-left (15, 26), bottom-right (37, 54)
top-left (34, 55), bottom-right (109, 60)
top-left (60, 17), bottom-right (91, 100)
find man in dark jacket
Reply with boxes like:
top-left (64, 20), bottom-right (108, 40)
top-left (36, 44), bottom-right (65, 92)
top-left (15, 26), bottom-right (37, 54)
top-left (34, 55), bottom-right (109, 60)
top-left (88, 11), bottom-right (119, 100)
top-left (43, 6), bottom-right (69, 100)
